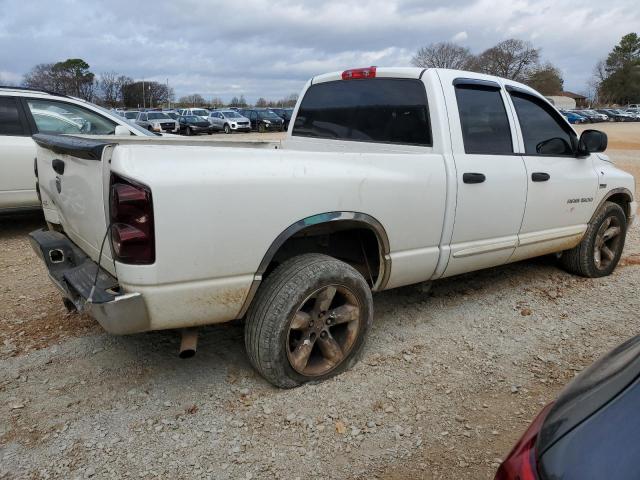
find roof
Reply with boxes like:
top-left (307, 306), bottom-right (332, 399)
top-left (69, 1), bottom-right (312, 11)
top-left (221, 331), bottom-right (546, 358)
top-left (560, 91), bottom-right (587, 100)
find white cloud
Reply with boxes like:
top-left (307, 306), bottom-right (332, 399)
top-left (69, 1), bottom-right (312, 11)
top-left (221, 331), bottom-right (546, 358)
top-left (0, 0), bottom-right (637, 100)
top-left (451, 31), bottom-right (469, 43)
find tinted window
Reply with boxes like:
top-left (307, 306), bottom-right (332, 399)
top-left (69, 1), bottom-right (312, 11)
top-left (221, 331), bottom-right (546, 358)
top-left (510, 93), bottom-right (575, 155)
top-left (293, 78), bottom-right (431, 146)
top-left (455, 85), bottom-right (512, 154)
top-left (26, 99), bottom-right (117, 135)
top-left (0, 97), bottom-right (25, 135)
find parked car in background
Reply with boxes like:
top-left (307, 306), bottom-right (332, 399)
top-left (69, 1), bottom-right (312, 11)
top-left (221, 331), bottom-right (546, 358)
top-left (574, 109), bottom-right (607, 123)
top-left (239, 108), bottom-right (285, 132)
top-left (496, 334), bottom-right (640, 480)
top-left (177, 108), bottom-right (210, 121)
top-left (627, 103), bottom-right (640, 109)
top-left (270, 108), bottom-right (294, 129)
top-left (163, 110), bottom-right (180, 120)
top-left (123, 111), bottom-right (139, 120)
top-left (622, 109), bottom-right (640, 121)
top-left (559, 110), bottom-right (587, 124)
top-left (135, 111), bottom-right (179, 133)
top-left (30, 67), bottom-right (634, 389)
top-left (596, 109), bottom-right (633, 122)
top-left (207, 110), bottom-right (251, 133)
top-left (0, 86), bottom-right (153, 212)
top-left (178, 114), bottom-right (215, 135)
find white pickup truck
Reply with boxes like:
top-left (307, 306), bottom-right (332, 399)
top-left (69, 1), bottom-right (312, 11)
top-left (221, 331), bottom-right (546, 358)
top-left (30, 67), bottom-right (636, 388)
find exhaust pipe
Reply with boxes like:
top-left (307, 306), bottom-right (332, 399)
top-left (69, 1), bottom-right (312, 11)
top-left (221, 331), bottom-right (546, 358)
top-left (179, 328), bottom-right (198, 359)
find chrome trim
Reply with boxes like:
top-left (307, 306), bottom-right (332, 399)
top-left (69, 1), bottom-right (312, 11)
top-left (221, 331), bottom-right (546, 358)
top-left (236, 212), bottom-right (391, 319)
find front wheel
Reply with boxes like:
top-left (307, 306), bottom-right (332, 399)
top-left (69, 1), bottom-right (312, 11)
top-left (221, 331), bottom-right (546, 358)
top-left (185, 127), bottom-right (192, 136)
top-left (560, 201), bottom-right (627, 277)
top-left (224, 124), bottom-right (231, 134)
top-left (258, 123), bottom-right (266, 133)
top-left (245, 254), bottom-right (373, 388)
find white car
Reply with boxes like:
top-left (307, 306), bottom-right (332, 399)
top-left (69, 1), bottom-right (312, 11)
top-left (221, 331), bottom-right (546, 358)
top-left (177, 108), bottom-right (210, 121)
top-left (207, 110), bottom-right (251, 133)
top-left (0, 87), bottom-right (155, 212)
top-left (30, 67), bottom-right (636, 388)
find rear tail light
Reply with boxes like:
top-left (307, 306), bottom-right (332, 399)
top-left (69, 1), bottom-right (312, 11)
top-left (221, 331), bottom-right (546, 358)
top-left (109, 174), bottom-right (155, 264)
top-left (342, 66), bottom-right (377, 80)
top-left (494, 402), bottom-right (554, 480)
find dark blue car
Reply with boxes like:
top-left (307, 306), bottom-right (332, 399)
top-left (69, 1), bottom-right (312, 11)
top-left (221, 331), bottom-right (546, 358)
top-left (496, 334), bottom-right (640, 479)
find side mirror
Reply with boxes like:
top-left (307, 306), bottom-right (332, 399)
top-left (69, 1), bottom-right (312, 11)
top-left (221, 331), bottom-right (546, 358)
top-left (578, 129), bottom-right (607, 155)
top-left (536, 137), bottom-right (572, 155)
top-left (114, 125), bottom-right (132, 136)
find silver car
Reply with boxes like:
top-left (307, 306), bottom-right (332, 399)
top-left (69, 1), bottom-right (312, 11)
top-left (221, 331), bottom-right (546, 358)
top-left (207, 110), bottom-right (252, 134)
top-left (136, 111), bottom-right (179, 133)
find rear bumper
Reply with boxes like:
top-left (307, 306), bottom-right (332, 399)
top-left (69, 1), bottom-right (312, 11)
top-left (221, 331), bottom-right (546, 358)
top-left (28, 229), bottom-right (150, 335)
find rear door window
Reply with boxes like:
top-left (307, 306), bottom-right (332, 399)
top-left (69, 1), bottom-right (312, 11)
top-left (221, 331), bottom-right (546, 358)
top-left (292, 78), bottom-right (432, 146)
top-left (454, 85), bottom-right (513, 154)
top-left (0, 96), bottom-right (27, 136)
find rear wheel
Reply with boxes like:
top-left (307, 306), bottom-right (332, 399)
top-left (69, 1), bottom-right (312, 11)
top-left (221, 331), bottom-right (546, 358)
top-left (560, 201), bottom-right (627, 277)
top-left (245, 254), bottom-right (373, 388)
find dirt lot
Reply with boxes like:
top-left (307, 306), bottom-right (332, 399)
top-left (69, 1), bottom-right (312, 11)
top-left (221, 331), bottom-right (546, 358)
top-left (1, 124), bottom-right (639, 479)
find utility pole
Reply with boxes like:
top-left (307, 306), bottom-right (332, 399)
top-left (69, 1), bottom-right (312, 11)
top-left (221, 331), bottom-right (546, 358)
top-left (166, 78), bottom-right (170, 109)
top-left (142, 78), bottom-right (145, 109)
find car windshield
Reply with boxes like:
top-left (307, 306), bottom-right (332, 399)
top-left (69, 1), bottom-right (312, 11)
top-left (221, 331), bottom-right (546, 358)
top-left (260, 110), bottom-right (281, 120)
top-left (147, 112), bottom-right (170, 120)
top-left (192, 109), bottom-right (208, 116)
top-left (124, 111), bottom-right (139, 119)
top-left (184, 115), bottom-right (200, 122)
top-left (222, 111), bottom-right (241, 118)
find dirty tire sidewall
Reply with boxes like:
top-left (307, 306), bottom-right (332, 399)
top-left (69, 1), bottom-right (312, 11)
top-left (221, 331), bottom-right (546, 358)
top-left (560, 201), bottom-right (627, 277)
top-left (245, 254), bottom-right (373, 389)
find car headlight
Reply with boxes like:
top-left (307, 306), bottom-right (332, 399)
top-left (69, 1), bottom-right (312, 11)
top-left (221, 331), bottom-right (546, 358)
top-left (264, 120), bottom-right (271, 124)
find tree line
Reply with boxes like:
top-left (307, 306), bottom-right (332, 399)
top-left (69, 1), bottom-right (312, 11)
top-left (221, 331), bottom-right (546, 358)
top-left (15, 33), bottom-right (639, 109)
top-left (19, 58), bottom-right (298, 109)
top-left (412, 32), bottom-right (640, 105)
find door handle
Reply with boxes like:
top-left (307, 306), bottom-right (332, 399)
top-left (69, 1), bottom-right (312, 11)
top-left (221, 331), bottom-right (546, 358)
top-left (463, 172), bottom-right (486, 184)
top-left (531, 172), bottom-right (550, 182)
top-left (52, 159), bottom-right (65, 175)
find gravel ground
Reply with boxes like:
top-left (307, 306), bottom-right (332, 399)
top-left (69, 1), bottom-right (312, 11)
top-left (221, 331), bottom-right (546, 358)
top-left (1, 126), bottom-right (639, 479)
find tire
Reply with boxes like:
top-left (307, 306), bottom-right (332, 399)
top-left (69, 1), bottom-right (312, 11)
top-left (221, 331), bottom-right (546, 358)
top-left (185, 127), bottom-right (192, 136)
top-left (258, 123), bottom-right (266, 133)
top-left (560, 201), bottom-right (627, 277)
top-left (224, 124), bottom-right (231, 134)
top-left (245, 254), bottom-right (373, 388)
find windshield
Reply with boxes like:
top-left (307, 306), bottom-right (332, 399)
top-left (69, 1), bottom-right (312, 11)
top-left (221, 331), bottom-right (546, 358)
top-left (192, 109), bottom-right (208, 116)
top-left (222, 111), bottom-right (241, 118)
top-left (147, 112), bottom-right (170, 120)
top-left (184, 115), bottom-right (201, 122)
top-left (124, 111), bottom-right (139, 119)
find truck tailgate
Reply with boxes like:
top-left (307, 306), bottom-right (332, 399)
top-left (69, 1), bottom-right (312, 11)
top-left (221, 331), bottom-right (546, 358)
top-left (33, 134), bottom-right (114, 271)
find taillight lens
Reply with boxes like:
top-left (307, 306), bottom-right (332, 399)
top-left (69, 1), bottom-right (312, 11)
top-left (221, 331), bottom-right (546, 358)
top-left (342, 66), bottom-right (377, 80)
top-left (109, 174), bottom-right (155, 264)
top-left (494, 402), bottom-right (554, 480)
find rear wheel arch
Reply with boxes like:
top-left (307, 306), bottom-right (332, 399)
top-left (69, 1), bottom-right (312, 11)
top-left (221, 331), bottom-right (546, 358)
top-left (237, 212), bottom-right (391, 318)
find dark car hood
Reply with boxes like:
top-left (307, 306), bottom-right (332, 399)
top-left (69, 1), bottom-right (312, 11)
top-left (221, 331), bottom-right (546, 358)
top-left (537, 334), bottom-right (640, 456)
top-left (190, 121), bottom-right (210, 127)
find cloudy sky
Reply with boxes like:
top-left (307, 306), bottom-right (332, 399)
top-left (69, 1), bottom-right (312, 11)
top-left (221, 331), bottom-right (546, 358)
top-left (0, 0), bottom-right (637, 102)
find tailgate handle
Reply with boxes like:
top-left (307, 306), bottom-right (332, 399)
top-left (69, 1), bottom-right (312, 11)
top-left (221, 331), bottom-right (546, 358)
top-left (52, 159), bottom-right (65, 175)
